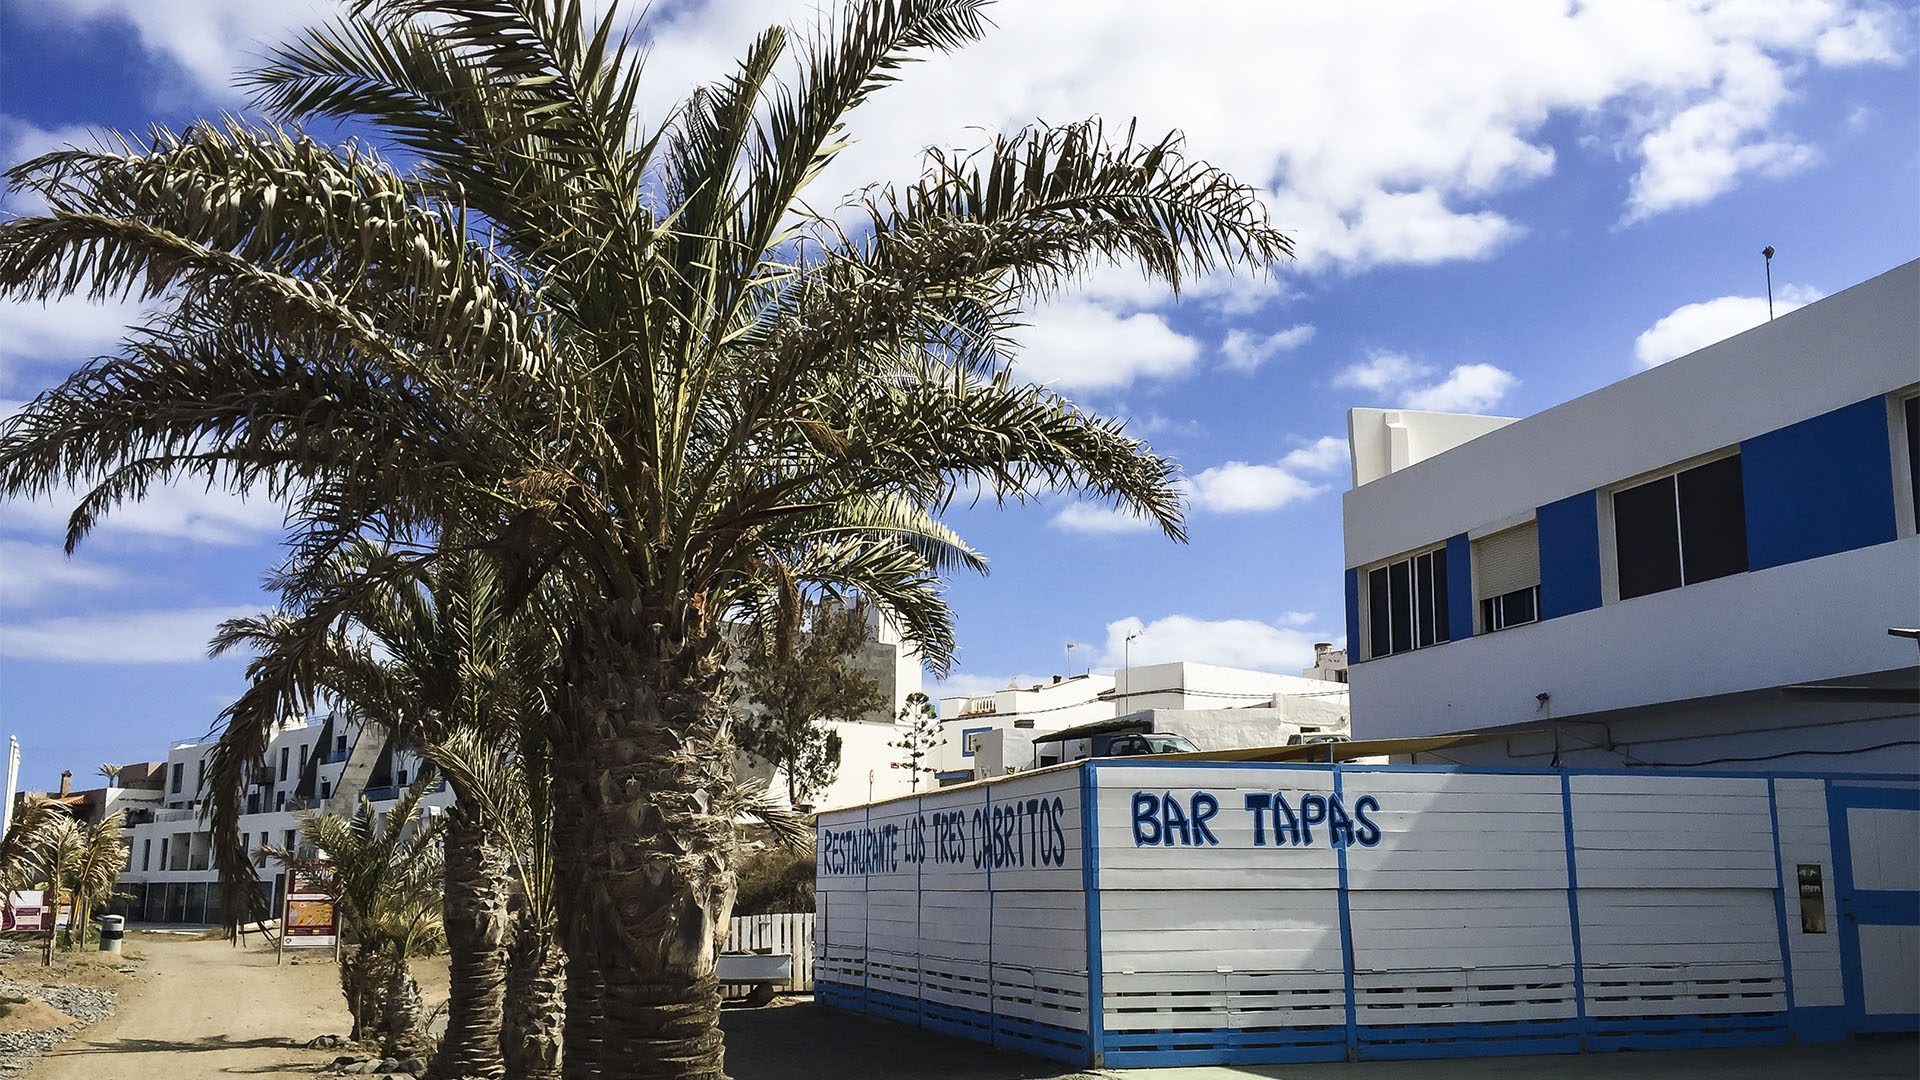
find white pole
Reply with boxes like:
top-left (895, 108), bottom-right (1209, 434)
top-left (2, 736), bottom-right (19, 839)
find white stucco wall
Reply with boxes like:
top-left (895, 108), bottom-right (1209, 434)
top-left (1351, 537), bottom-right (1920, 741)
top-left (1348, 408), bottom-right (1519, 488)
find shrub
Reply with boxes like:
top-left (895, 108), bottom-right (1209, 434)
top-left (733, 846), bottom-right (814, 916)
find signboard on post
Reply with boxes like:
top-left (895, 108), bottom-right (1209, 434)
top-left (1, 890), bottom-right (46, 932)
top-left (283, 869), bottom-right (338, 949)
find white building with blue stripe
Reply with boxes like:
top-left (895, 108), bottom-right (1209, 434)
top-left (1341, 259), bottom-right (1920, 773)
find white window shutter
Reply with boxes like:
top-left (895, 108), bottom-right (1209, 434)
top-left (1474, 522), bottom-right (1539, 599)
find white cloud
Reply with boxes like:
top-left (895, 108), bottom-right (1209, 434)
top-left (1334, 350), bottom-right (1516, 413)
top-left (1279, 436), bottom-right (1348, 474)
top-left (1405, 363), bottom-right (1519, 412)
top-left (1049, 501), bottom-right (1158, 535)
top-left (1097, 614), bottom-right (1325, 673)
top-left (1220, 324), bottom-right (1315, 375)
top-left (2, 481), bottom-right (289, 546)
top-left (0, 294), bottom-right (149, 392)
top-left (15, 0), bottom-right (1900, 274)
top-left (1185, 461), bottom-right (1324, 514)
top-left (0, 539), bottom-right (126, 608)
top-left (1279, 611), bottom-right (1316, 627)
top-left (1633, 285), bottom-right (1823, 368)
top-left (1333, 350), bottom-right (1430, 393)
top-left (1013, 300), bottom-right (1200, 391)
top-left (0, 604), bottom-right (256, 662)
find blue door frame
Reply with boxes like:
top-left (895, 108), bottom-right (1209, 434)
top-left (1827, 783), bottom-right (1920, 1035)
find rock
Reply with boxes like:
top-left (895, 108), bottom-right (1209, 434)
top-left (399, 1056), bottom-right (426, 1072)
top-left (378, 1058), bottom-right (400, 1071)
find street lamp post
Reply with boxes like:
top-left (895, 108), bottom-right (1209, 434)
top-left (1122, 631), bottom-right (1141, 712)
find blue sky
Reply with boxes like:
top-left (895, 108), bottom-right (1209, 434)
top-left (2, 0), bottom-right (1916, 790)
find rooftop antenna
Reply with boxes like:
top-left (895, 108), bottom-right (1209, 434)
top-left (1762, 246), bottom-right (1776, 320)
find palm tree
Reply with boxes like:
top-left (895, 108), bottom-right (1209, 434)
top-left (212, 543), bottom-right (554, 1079)
top-left (1, 804), bottom-right (128, 963)
top-left (97, 763), bottom-right (121, 789)
top-left (0, 1), bottom-right (1290, 1072)
top-left (266, 781), bottom-right (445, 1055)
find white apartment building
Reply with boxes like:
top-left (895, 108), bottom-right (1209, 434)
top-left (119, 712), bottom-right (450, 924)
top-left (1341, 259), bottom-right (1920, 772)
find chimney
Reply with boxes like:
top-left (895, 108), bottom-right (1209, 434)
top-left (1052, 674), bottom-right (1062, 684)
top-left (1313, 642), bottom-right (1333, 660)
top-left (59, 770), bottom-right (72, 797)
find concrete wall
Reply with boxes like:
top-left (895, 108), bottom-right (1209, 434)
top-left (1348, 407), bottom-right (1518, 488)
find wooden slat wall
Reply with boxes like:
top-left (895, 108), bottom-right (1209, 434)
top-left (812, 769), bottom-right (1092, 1046)
top-left (724, 912), bottom-right (814, 997)
top-left (1570, 775), bottom-right (1786, 1021)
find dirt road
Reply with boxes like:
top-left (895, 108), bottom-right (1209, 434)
top-left (24, 933), bottom-right (443, 1079)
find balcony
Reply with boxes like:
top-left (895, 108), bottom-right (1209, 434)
top-left (322, 748), bottom-right (351, 764)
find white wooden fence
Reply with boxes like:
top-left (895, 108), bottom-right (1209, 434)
top-left (725, 911), bottom-right (814, 996)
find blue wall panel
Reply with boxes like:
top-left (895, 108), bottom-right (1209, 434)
top-left (1445, 532), bottom-right (1474, 643)
top-left (1536, 491), bottom-right (1603, 619)
top-left (1344, 567), bottom-right (1361, 662)
top-left (1742, 396), bottom-right (1897, 571)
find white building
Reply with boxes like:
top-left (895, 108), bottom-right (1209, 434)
top-left (936, 662), bottom-right (1352, 782)
top-left (118, 712), bottom-right (450, 924)
top-left (1341, 259), bottom-right (1920, 771)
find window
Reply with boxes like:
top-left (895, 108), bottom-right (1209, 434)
top-left (275, 791), bottom-right (286, 812)
top-left (241, 832), bottom-right (249, 855)
top-left (195, 759), bottom-right (206, 794)
top-left (142, 839), bottom-right (151, 872)
top-left (278, 746), bottom-right (290, 781)
top-left (247, 791), bottom-right (260, 815)
top-left (1475, 522), bottom-right (1540, 633)
top-left (336, 734), bottom-right (348, 754)
top-left (284, 829), bottom-right (295, 851)
top-left (171, 762), bottom-right (183, 794)
top-left (321, 779), bottom-right (332, 800)
top-left (1365, 546), bottom-right (1449, 659)
top-left (1614, 454), bottom-right (1748, 601)
top-left (159, 838), bottom-right (169, 869)
top-left (299, 744), bottom-right (309, 771)
top-left (397, 768), bottom-right (409, 787)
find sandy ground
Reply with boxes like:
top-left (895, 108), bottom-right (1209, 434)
top-left (22, 933), bottom-right (448, 1080)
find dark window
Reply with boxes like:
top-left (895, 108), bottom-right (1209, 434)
top-left (336, 734), bottom-right (348, 754)
top-left (1367, 566), bottom-right (1391, 660)
top-left (1366, 547), bottom-right (1451, 658)
top-left (170, 762), bottom-right (183, 794)
top-left (142, 839), bottom-right (151, 872)
top-left (1615, 454), bottom-right (1748, 601)
top-left (1678, 455), bottom-right (1747, 584)
top-left (275, 791), bottom-right (286, 812)
top-left (247, 791), bottom-right (260, 815)
top-left (278, 746), bottom-right (290, 781)
top-left (321, 779), bottom-right (332, 800)
top-left (1481, 586), bottom-right (1540, 632)
top-left (1387, 559), bottom-right (1413, 654)
top-left (284, 829), bottom-right (295, 851)
top-left (1905, 395), bottom-right (1919, 524)
top-left (299, 744), bottom-right (309, 770)
top-left (159, 838), bottom-right (169, 869)
top-left (195, 759), bottom-right (205, 793)
top-left (397, 768), bottom-right (409, 787)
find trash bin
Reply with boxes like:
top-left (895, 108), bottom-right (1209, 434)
top-left (98, 914), bottom-right (125, 955)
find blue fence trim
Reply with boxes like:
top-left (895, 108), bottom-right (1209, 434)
top-left (864, 986), bottom-right (921, 1024)
top-left (1102, 1024), bottom-right (1348, 1067)
top-left (1332, 764), bottom-right (1359, 1057)
top-left (992, 1012), bottom-right (1090, 1064)
top-left (1079, 761), bottom-right (1105, 1068)
top-left (1559, 772), bottom-right (1589, 1048)
top-left (1583, 1011), bottom-right (1790, 1052)
top-left (1094, 759), bottom-right (1920, 783)
top-left (815, 980), bottom-right (867, 1011)
top-left (1767, 780), bottom-right (1798, 1021)
top-left (1792, 1005), bottom-right (1849, 1043)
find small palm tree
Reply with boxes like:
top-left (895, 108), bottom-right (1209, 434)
top-left (1, 805), bottom-right (128, 963)
top-left (97, 763), bottom-right (121, 789)
top-left (265, 781), bottom-right (444, 1055)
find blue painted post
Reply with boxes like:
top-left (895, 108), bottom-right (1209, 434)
top-left (1766, 780), bottom-right (1799, 1039)
top-left (1559, 773), bottom-right (1589, 1050)
top-left (1333, 764), bottom-right (1359, 1060)
top-left (1080, 761), bottom-right (1105, 1068)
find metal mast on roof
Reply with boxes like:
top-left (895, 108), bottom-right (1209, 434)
top-left (1763, 245), bottom-right (1776, 319)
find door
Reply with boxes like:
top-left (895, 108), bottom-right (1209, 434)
top-left (1829, 783), bottom-right (1920, 1033)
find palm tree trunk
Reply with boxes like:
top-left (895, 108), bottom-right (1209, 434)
top-left (384, 952), bottom-right (430, 1058)
top-left (503, 910), bottom-right (566, 1080)
top-left (431, 808), bottom-right (509, 1079)
top-left (553, 596), bottom-right (738, 1080)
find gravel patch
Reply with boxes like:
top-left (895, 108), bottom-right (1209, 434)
top-left (0, 969), bottom-right (118, 1079)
